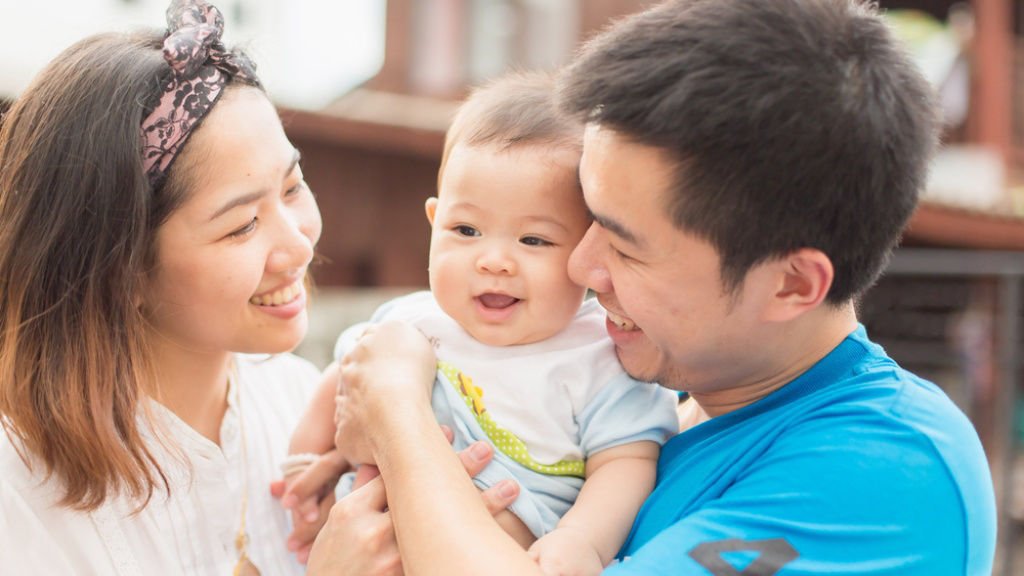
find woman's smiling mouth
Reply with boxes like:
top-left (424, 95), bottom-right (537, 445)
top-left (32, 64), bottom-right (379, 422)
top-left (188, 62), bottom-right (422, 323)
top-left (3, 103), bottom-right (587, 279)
top-left (250, 278), bottom-right (304, 307)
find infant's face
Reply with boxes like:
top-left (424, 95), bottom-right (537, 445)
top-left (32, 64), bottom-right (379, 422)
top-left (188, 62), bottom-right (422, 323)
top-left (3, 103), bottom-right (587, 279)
top-left (426, 143), bottom-right (591, 346)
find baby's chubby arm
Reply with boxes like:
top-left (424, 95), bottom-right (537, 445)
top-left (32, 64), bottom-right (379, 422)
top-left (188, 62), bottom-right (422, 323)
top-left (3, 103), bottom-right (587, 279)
top-left (285, 361), bottom-right (356, 481)
top-left (528, 440), bottom-right (660, 576)
top-left (291, 361), bottom-right (347, 456)
top-left (272, 362), bottom-right (352, 562)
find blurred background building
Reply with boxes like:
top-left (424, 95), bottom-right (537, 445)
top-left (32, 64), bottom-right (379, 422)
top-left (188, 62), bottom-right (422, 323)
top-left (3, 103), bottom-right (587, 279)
top-left (1, 0), bottom-right (1023, 573)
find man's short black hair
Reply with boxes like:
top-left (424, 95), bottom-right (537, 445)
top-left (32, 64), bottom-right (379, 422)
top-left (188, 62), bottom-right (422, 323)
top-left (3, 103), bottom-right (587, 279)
top-left (559, 0), bottom-right (939, 303)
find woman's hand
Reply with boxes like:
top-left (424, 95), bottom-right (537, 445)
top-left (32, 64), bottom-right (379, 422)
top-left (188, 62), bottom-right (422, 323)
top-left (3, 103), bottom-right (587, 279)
top-left (333, 320), bottom-right (437, 464)
top-left (305, 440), bottom-right (520, 576)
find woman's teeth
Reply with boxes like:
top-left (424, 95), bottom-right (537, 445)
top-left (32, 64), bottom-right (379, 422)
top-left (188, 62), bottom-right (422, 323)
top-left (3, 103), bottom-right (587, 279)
top-left (607, 310), bottom-right (638, 331)
top-left (250, 279), bottom-right (303, 307)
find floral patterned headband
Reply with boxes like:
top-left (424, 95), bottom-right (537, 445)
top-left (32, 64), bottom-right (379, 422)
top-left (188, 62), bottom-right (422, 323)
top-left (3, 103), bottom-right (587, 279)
top-left (140, 0), bottom-right (261, 189)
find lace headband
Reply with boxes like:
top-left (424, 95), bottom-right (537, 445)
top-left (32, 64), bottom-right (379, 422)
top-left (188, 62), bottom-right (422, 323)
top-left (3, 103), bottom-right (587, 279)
top-left (140, 0), bottom-right (261, 189)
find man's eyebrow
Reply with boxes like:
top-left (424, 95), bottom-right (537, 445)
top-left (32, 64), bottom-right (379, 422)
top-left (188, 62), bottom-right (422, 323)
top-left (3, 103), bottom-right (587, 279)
top-left (208, 149), bottom-right (301, 222)
top-left (590, 210), bottom-right (641, 247)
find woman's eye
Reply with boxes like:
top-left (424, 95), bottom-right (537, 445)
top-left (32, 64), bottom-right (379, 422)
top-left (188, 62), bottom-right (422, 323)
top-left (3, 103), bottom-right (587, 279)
top-left (228, 218), bottom-right (258, 238)
top-left (454, 225), bottom-right (480, 237)
top-left (521, 236), bottom-right (552, 247)
top-left (284, 181), bottom-right (306, 197)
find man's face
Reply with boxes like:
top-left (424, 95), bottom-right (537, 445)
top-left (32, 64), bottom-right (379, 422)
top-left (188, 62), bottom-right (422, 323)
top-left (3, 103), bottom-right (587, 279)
top-left (568, 124), bottom-right (768, 393)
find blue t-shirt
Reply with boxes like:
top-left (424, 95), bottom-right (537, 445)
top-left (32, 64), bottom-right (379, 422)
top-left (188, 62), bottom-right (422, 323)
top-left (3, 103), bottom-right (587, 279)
top-left (606, 325), bottom-right (996, 575)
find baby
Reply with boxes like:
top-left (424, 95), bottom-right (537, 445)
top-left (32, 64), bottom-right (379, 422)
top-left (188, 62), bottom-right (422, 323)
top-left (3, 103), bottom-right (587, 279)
top-left (286, 70), bottom-right (678, 574)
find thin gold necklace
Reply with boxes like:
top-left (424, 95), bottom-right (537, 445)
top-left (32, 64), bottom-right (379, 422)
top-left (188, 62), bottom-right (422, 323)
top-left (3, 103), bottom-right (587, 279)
top-left (231, 367), bottom-right (257, 576)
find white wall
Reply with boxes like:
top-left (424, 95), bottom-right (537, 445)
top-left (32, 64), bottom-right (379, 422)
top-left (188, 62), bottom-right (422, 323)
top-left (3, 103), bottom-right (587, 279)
top-left (0, 0), bottom-right (385, 110)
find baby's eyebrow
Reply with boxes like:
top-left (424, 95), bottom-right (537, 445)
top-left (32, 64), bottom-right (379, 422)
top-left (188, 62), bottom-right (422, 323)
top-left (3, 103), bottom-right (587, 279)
top-left (522, 214), bottom-right (571, 233)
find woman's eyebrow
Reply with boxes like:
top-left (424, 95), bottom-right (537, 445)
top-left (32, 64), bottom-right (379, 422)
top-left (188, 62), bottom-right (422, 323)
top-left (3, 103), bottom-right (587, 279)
top-left (208, 190), bottom-right (266, 222)
top-left (207, 149), bottom-right (302, 222)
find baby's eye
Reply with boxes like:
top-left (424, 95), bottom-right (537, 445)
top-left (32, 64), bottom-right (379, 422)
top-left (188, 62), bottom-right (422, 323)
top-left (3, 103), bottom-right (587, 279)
top-left (521, 236), bottom-right (552, 247)
top-left (454, 225), bottom-right (480, 237)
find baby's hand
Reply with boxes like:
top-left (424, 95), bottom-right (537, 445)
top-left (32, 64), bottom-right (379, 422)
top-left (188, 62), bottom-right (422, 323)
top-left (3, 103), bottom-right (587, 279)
top-left (528, 526), bottom-right (604, 576)
top-left (269, 450), bottom-right (347, 564)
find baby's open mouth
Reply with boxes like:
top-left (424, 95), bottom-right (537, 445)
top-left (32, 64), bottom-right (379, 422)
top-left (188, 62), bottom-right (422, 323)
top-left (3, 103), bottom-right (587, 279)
top-left (477, 293), bottom-right (520, 309)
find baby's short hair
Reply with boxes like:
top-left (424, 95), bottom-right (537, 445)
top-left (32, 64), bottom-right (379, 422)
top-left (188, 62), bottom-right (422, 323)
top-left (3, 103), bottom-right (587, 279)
top-left (438, 70), bottom-right (582, 190)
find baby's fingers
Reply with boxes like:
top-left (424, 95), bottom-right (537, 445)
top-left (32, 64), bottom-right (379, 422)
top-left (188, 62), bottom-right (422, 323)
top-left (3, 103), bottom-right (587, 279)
top-left (281, 450), bottom-right (347, 518)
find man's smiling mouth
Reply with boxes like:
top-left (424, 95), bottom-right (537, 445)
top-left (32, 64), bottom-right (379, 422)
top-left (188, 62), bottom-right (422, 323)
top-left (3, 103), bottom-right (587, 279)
top-left (607, 310), bottom-right (639, 331)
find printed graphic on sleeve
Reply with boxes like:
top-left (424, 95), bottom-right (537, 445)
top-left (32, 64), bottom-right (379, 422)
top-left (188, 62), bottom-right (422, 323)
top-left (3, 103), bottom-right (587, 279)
top-left (688, 538), bottom-right (798, 576)
top-left (437, 361), bottom-right (585, 477)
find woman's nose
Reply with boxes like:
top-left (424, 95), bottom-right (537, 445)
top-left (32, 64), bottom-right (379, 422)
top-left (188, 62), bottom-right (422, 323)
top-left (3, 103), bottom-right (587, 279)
top-left (268, 200), bottom-right (321, 272)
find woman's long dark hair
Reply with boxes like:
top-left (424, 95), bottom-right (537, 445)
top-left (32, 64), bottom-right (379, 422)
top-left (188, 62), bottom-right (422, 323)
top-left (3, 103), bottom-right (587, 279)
top-left (0, 30), bottom-right (254, 510)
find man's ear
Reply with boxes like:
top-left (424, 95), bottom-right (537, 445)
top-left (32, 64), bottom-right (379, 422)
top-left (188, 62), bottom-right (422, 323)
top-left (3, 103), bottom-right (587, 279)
top-left (424, 197), bottom-right (438, 226)
top-left (762, 248), bottom-right (834, 322)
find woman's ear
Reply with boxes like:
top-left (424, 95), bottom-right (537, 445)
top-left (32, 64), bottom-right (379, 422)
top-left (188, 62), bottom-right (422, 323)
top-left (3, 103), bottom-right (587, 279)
top-left (424, 197), bottom-right (438, 226)
top-left (133, 271), bottom-right (151, 315)
top-left (762, 248), bottom-right (834, 323)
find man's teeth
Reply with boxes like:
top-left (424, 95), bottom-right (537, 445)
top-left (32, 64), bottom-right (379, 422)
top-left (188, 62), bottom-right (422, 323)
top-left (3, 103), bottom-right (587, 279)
top-left (250, 279), bottom-right (303, 307)
top-left (607, 310), bottom-right (638, 331)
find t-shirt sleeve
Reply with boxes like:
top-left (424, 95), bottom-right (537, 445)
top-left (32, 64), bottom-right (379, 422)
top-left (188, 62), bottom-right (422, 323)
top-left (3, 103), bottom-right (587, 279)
top-left (332, 321), bottom-right (372, 362)
top-left (332, 293), bottom-right (422, 361)
top-left (577, 372), bottom-right (679, 456)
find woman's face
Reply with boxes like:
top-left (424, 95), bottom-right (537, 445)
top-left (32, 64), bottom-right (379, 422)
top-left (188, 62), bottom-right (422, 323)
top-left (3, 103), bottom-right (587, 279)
top-left (144, 87), bottom-right (322, 357)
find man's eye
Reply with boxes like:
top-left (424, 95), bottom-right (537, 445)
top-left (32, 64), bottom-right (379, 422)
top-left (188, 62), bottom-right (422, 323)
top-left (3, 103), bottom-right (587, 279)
top-left (521, 236), bottom-right (552, 247)
top-left (454, 225), bottom-right (480, 237)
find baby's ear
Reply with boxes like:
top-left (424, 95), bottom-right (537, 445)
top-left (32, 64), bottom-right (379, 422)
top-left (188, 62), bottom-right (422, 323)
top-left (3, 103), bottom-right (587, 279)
top-left (424, 197), bottom-right (439, 226)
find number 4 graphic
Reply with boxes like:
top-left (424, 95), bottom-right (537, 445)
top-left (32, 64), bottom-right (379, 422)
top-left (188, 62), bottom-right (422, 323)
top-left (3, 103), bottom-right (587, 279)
top-left (688, 538), bottom-right (798, 576)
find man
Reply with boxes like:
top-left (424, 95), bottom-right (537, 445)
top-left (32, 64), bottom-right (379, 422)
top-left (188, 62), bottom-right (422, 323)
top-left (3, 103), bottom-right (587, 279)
top-left (309, 1), bottom-right (997, 574)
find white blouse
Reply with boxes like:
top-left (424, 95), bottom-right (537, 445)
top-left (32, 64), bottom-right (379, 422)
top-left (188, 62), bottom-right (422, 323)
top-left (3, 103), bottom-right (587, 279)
top-left (0, 353), bottom-right (319, 575)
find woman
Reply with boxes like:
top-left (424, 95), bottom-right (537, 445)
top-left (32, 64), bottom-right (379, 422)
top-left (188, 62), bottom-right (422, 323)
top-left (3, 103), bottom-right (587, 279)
top-left (0, 1), bottom-right (325, 573)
